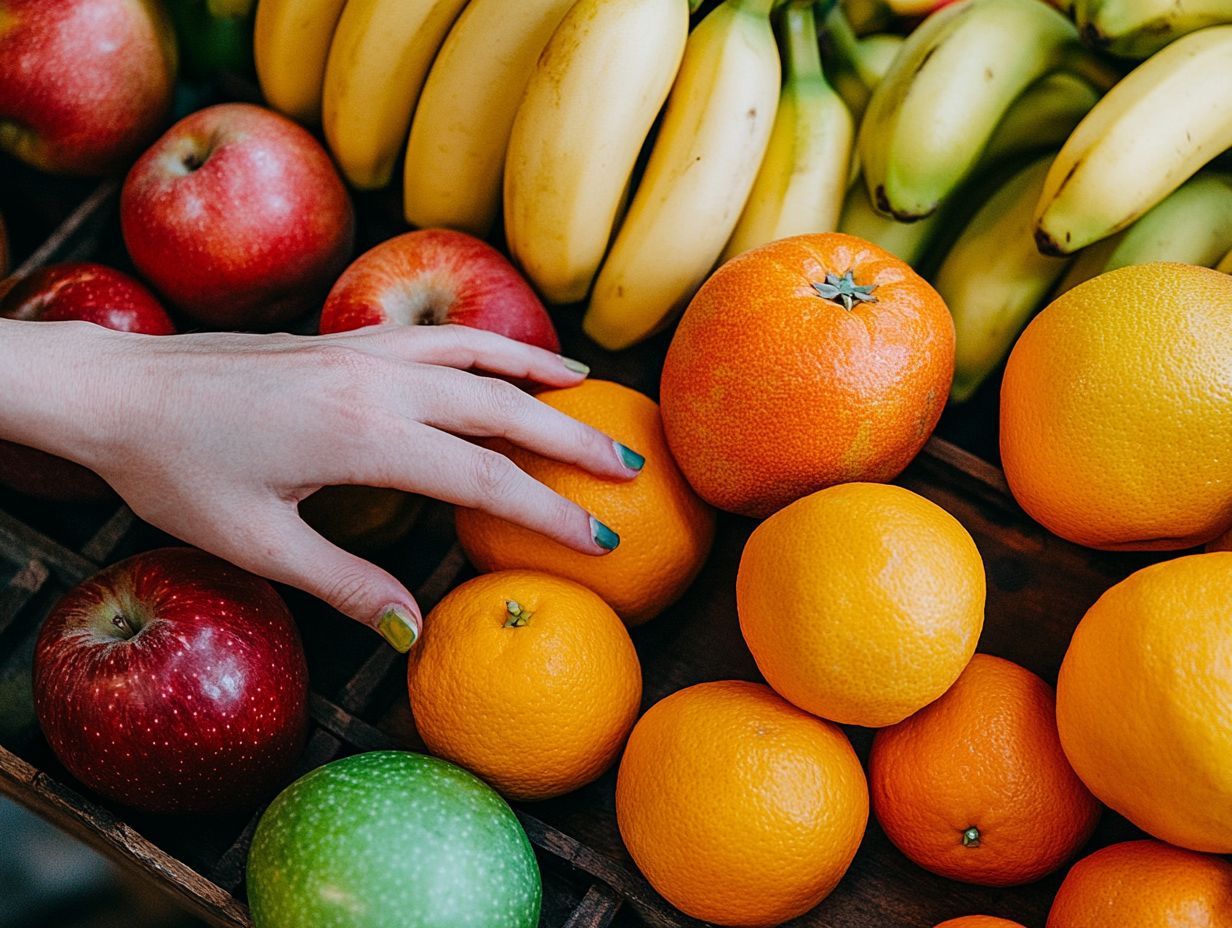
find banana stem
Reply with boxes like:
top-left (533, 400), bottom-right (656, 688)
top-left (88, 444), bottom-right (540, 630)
top-left (822, 3), bottom-right (879, 87)
top-left (732, 0), bottom-right (779, 16)
top-left (782, 2), bottom-right (823, 81)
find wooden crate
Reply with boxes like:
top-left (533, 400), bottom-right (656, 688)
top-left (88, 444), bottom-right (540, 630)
top-left (0, 164), bottom-right (1160, 928)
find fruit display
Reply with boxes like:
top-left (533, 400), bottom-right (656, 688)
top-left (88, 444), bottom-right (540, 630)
top-left (4, 0), bottom-right (1232, 925)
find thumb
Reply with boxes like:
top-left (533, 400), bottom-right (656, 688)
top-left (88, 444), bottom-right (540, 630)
top-left (247, 512), bottom-right (422, 652)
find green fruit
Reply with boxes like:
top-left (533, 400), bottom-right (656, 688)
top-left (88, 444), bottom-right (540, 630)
top-left (247, 752), bottom-right (541, 928)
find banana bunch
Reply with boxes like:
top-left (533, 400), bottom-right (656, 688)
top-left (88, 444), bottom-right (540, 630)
top-left (1074, 0), bottom-right (1232, 58)
top-left (1033, 24), bottom-right (1232, 256)
top-left (857, 0), bottom-right (1118, 221)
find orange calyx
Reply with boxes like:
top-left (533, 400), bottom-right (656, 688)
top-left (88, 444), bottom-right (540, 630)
top-left (811, 270), bottom-right (879, 311)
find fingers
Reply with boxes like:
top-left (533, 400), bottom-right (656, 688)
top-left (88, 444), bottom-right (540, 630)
top-left (358, 425), bottom-right (619, 556)
top-left (229, 508), bottom-right (423, 652)
top-left (358, 323), bottom-right (590, 388)
top-left (418, 369), bottom-right (644, 481)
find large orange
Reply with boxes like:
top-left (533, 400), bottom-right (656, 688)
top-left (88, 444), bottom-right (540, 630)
top-left (1046, 840), bottom-right (1232, 927)
top-left (660, 232), bottom-right (954, 518)
top-left (1055, 552), bottom-right (1232, 853)
top-left (407, 570), bottom-right (641, 800)
top-left (935, 919), bottom-right (1027, 928)
top-left (454, 379), bottom-right (714, 625)
top-left (615, 680), bottom-right (868, 927)
top-left (737, 482), bottom-right (985, 727)
top-left (1001, 263), bottom-right (1232, 550)
top-left (870, 654), bottom-right (1101, 886)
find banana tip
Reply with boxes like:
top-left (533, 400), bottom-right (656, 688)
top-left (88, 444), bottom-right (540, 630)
top-left (1033, 226), bottom-right (1069, 257)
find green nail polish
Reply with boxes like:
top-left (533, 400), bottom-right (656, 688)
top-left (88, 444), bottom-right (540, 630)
top-left (377, 606), bottom-right (418, 652)
top-left (614, 442), bottom-right (645, 472)
top-left (560, 356), bottom-right (590, 376)
top-left (590, 516), bottom-right (620, 551)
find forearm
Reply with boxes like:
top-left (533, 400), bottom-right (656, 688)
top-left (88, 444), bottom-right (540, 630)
top-left (0, 318), bottom-right (127, 464)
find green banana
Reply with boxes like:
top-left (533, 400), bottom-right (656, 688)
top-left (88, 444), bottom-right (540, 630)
top-left (1034, 25), bottom-right (1232, 255)
top-left (934, 155), bottom-right (1074, 402)
top-left (1075, 0), bottom-right (1232, 59)
top-left (858, 0), bottom-right (1116, 221)
top-left (1053, 171), bottom-right (1232, 293)
top-left (980, 72), bottom-right (1100, 166)
top-left (838, 180), bottom-right (944, 267)
top-left (822, 5), bottom-right (903, 121)
top-left (1218, 247), bottom-right (1232, 273)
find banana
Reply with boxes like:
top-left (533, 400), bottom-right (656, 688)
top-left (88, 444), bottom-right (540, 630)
top-left (823, 3), bottom-right (904, 122)
top-left (980, 72), bottom-right (1100, 166)
top-left (858, 0), bottom-right (1117, 221)
top-left (582, 0), bottom-right (781, 350)
top-left (253, 0), bottom-right (349, 124)
top-left (1076, 0), bottom-right (1232, 59)
top-left (1034, 25), bottom-right (1232, 256)
top-left (1219, 247), bottom-right (1232, 273)
top-left (402, 0), bottom-right (579, 235)
top-left (721, 2), bottom-right (854, 262)
top-left (935, 155), bottom-right (1074, 402)
top-left (503, 0), bottom-right (689, 305)
top-left (838, 179), bottom-right (944, 267)
top-left (842, 0), bottom-right (896, 33)
top-left (322, 0), bottom-right (470, 190)
top-left (1052, 171), bottom-right (1232, 293)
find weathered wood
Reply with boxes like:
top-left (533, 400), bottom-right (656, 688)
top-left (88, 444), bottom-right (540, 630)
top-left (12, 179), bottom-right (120, 277)
top-left (0, 556), bottom-right (49, 634)
top-left (0, 746), bottom-right (251, 928)
top-left (0, 507), bottom-right (102, 585)
top-left (563, 884), bottom-right (623, 928)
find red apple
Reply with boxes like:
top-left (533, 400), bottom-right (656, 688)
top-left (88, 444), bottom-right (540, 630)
top-left (319, 229), bottom-right (560, 351)
top-left (0, 0), bottom-right (177, 175)
top-left (0, 262), bottom-right (176, 501)
top-left (121, 103), bottom-right (355, 329)
top-left (33, 547), bottom-right (310, 814)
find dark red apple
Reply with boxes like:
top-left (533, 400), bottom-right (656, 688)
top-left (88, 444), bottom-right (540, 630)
top-left (0, 262), bottom-right (176, 501)
top-left (122, 102), bottom-right (355, 329)
top-left (33, 547), bottom-right (310, 814)
top-left (319, 229), bottom-right (560, 351)
top-left (0, 0), bottom-right (177, 175)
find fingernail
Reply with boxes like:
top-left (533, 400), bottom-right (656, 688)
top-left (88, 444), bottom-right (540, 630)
top-left (559, 355), bottom-right (590, 376)
top-left (614, 441), bottom-right (645, 472)
top-left (377, 605), bottom-right (418, 653)
top-left (590, 516), bottom-right (620, 551)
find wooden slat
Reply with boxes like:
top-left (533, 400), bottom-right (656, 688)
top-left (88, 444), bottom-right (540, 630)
top-left (921, 435), bottom-right (1012, 500)
top-left (0, 745), bottom-right (250, 928)
top-left (0, 508), bottom-right (101, 583)
top-left (0, 556), bottom-right (50, 634)
top-left (563, 884), bottom-right (623, 928)
top-left (78, 504), bottom-right (136, 564)
top-left (13, 180), bottom-right (120, 277)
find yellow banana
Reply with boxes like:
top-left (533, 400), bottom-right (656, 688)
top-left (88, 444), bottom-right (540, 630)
top-left (838, 180), bottom-right (945, 267)
top-left (935, 155), bottom-right (1074, 402)
top-left (721, 2), bottom-right (854, 262)
top-left (402, 0), bottom-right (579, 235)
top-left (1034, 25), bottom-right (1232, 255)
top-left (503, 0), bottom-right (689, 305)
top-left (253, 0), bottom-right (349, 124)
top-left (583, 0), bottom-right (781, 350)
top-left (1053, 171), bottom-right (1232, 293)
top-left (322, 0), bottom-right (469, 190)
top-left (1076, 0), bottom-right (1232, 58)
top-left (859, 0), bottom-right (1116, 221)
top-left (1219, 247), bottom-right (1232, 273)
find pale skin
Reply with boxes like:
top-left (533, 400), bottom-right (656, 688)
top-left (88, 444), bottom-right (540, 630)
top-left (0, 319), bottom-right (639, 649)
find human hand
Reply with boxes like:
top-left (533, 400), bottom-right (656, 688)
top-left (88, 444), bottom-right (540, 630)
top-left (26, 322), bottom-right (642, 650)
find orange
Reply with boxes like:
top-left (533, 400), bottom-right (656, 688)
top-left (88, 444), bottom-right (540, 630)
top-left (407, 569), bottom-right (642, 800)
top-left (660, 232), bottom-right (955, 518)
top-left (615, 680), bottom-right (868, 927)
top-left (1000, 262), bottom-right (1232, 550)
top-left (870, 654), bottom-right (1101, 886)
top-left (737, 482), bottom-right (985, 727)
top-left (935, 919), bottom-right (1027, 928)
top-left (1055, 552), bottom-right (1232, 853)
top-left (454, 379), bottom-right (714, 625)
top-left (1046, 840), bottom-right (1232, 927)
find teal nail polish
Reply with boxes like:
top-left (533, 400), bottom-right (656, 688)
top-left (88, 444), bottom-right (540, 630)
top-left (614, 441), bottom-right (645, 472)
top-left (560, 356), bottom-right (590, 376)
top-left (590, 516), bottom-right (620, 551)
top-left (377, 606), bottom-right (418, 652)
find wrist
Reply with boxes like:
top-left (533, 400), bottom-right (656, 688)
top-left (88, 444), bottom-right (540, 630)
top-left (0, 319), bottom-right (136, 468)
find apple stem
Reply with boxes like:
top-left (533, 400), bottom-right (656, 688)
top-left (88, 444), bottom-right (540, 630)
top-left (504, 600), bottom-right (532, 628)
